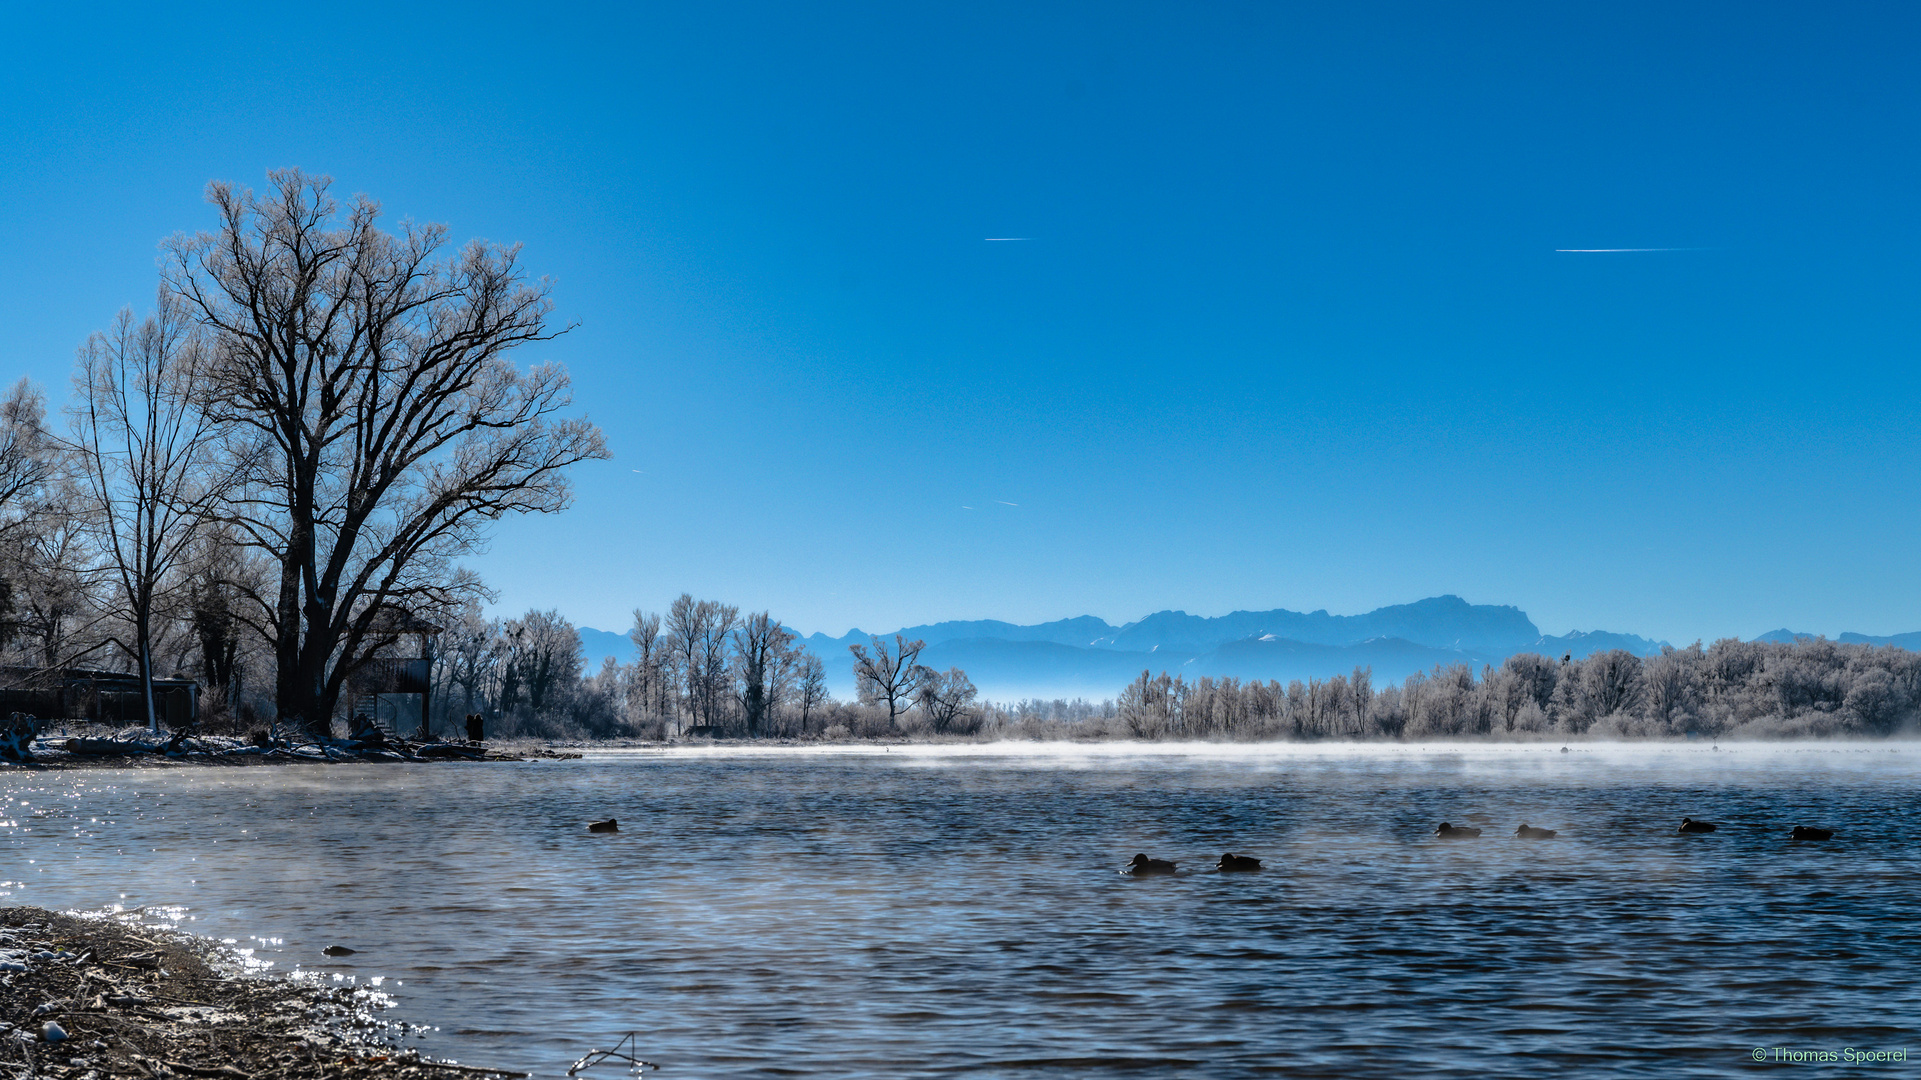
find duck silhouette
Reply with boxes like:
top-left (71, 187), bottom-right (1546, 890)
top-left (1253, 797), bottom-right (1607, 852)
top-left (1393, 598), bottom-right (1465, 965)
top-left (587, 819), bottom-right (619, 833)
top-left (1514, 823), bottom-right (1557, 839)
top-left (1678, 817), bottom-right (1717, 834)
top-left (1790, 826), bottom-right (1834, 841)
top-left (1123, 854), bottom-right (1178, 876)
top-left (1216, 853), bottom-right (1263, 872)
top-left (1435, 822), bottom-right (1482, 838)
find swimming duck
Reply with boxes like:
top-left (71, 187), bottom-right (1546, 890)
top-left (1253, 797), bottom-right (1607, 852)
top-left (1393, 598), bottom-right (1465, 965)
top-left (1678, 817), bottom-right (1717, 833)
top-left (1790, 826), bottom-right (1834, 841)
top-left (1123, 854), bottom-right (1178, 876)
top-left (1514, 823), bottom-right (1557, 839)
top-left (1435, 822), bottom-right (1482, 838)
top-left (588, 819), bottom-right (620, 833)
top-left (1216, 853), bottom-right (1263, 872)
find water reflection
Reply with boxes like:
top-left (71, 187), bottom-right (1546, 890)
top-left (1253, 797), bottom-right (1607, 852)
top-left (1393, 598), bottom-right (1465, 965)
top-left (3, 743), bottom-right (1918, 1078)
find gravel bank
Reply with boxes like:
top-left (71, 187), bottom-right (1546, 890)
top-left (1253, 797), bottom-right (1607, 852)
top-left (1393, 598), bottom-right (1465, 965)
top-left (0, 907), bottom-right (525, 1080)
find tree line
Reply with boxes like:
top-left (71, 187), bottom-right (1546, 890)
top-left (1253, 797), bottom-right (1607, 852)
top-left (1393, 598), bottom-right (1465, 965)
top-left (425, 597), bottom-right (982, 741)
top-left (1012, 637), bottom-right (1921, 740)
top-left (420, 617), bottom-right (1919, 743)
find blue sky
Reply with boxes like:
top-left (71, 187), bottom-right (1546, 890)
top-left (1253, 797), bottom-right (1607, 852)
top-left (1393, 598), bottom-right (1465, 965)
top-left (3, 2), bottom-right (1918, 644)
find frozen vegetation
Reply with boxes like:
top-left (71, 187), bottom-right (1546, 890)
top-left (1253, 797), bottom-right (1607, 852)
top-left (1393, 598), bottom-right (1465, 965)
top-left (434, 604), bottom-right (1921, 743)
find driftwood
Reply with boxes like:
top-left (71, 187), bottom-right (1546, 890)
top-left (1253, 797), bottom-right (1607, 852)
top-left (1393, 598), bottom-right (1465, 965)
top-left (415, 743), bottom-right (486, 760)
top-left (65, 736), bottom-right (149, 756)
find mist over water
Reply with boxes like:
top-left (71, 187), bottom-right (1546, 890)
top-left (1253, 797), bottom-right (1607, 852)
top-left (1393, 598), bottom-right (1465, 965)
top-left (4, 744), bottom-right (1919, 1078)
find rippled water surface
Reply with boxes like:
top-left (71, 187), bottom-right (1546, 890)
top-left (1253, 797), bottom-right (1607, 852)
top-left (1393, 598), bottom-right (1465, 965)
top-left (4, 743), bottom-right (1920, 1077)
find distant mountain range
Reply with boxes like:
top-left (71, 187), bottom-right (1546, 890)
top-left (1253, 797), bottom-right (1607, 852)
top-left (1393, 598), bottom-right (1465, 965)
top-left (1753, 628), bottom-right (1921, 650)
top-left (573, 595), bottom-right (1917, 703)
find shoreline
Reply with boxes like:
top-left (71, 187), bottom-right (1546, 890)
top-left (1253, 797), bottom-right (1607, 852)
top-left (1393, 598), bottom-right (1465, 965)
top-left (4, 731), bottom-right (582, 771)
top-left (11, 731), bottom-right (1915, 771)
top-left (0, 906), bottom-right (525, 1079)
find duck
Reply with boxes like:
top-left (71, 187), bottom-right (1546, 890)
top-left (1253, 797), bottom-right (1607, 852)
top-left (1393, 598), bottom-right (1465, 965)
top-left (1434, 822), bottom-right (1482, 838)
top-left (587, 819), bottom-right (620, 833)
top-left (1514, 823), bottom-right (1557, 839)
top-left (1122, 853), bottom-right (1178, 876)
top-left (1216, 853), bottom-right (1263, 873)
top-left (1790, 826), bottom-right (1834, 841)
top-left (1678, 817), bottom-right (1717, 834)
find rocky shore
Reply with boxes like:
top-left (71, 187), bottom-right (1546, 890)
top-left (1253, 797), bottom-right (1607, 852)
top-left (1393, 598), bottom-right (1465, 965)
top-left (2, 729), bottom-right (581, 770)
top-left (1, 907), bottom-right (525, 1080)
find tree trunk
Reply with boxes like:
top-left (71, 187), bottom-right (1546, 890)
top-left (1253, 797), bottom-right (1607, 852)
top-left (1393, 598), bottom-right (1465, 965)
top-left (139, 631), bottom-right (158, 734)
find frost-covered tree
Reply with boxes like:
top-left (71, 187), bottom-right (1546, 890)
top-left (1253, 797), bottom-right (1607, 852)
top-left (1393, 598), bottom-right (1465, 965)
top-left (733, 611), bottom-right (796, 737)
top-left (163, 170), bottom-right (607, 734)
top-left (915, 666), bottom-right (978, 734)
top-left (68, 298), bottom-right (234, 730)
top-left (849, 633), bottom-right (925, 731)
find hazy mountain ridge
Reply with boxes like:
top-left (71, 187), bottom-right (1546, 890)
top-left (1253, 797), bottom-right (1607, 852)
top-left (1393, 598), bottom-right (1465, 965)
top-left (1757, 628), bottom-right (1921, 650)
top-left (1090, 595), bottom-right (1542, 653)
top-left (577, 598), bottom-right (1917, 703)
top-left (1839, 631), bottom-right (1921, 650)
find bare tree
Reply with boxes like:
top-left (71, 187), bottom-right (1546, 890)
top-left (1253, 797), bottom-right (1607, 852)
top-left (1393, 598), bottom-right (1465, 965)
top-left (1349, 665), bottom-right (1372, 737)
top-left (185, 530), bottom-right (254, 724)
top-left (1118, 669), bottom-right (1179, 738)
top-left (0, 380), bottom-right (56, 544)
top-left (67, 299), bottom-right (233, 731)
top-left (663, 595), bottom-right (703, 735)
top-left (436, 602), bottom-right (499, 723)
top-left (0, 381), bottom-right (64, 661)
top-left (915, 666), bottom-right (978, 733)
top-left (796, 651), bottom-right (829, 732)
top-left (697, 602), bottom-right (740, 727)
top-left (627, 609), bottom-right (668, 727)
top-left (505, 609), bottom-right (582, 715)
top-left (163, 170), bottom-right (608, 733)
top-left (1581, 649), bottom-right (1644, 721)
top-left (664, 595), bottom-right (738, 732)
top-left (0, 495), bottom-right (101, 670)
top-left (733, 611), bottom-right (795, 736)
top-left (763, 633), bottom-right (805, 733)
top-left (849, 633), bottom-right (925, 730)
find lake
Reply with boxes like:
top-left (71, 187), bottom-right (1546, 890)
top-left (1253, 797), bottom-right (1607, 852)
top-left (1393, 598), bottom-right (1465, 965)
top-left (4, 742), bottom-right (1918, 1078)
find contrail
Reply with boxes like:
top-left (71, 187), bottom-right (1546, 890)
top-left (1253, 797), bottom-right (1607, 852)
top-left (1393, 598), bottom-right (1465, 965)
top-left (984, 238), bottom-right (1031, 242)
top-left (996, 500), bottom-right (1019, 506)
top-left (1555, 247), bottom-right (1703, 252)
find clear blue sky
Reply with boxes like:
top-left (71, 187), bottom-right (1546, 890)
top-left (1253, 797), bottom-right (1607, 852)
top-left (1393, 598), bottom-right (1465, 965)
top-left (4, 2), bottom-right (1918, 644)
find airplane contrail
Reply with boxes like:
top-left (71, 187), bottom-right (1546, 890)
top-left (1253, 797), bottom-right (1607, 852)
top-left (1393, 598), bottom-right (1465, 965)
top-left (996, 500), bottom-right (1019, 506)
top-left (984, 237), bottom-right (1031, 242)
